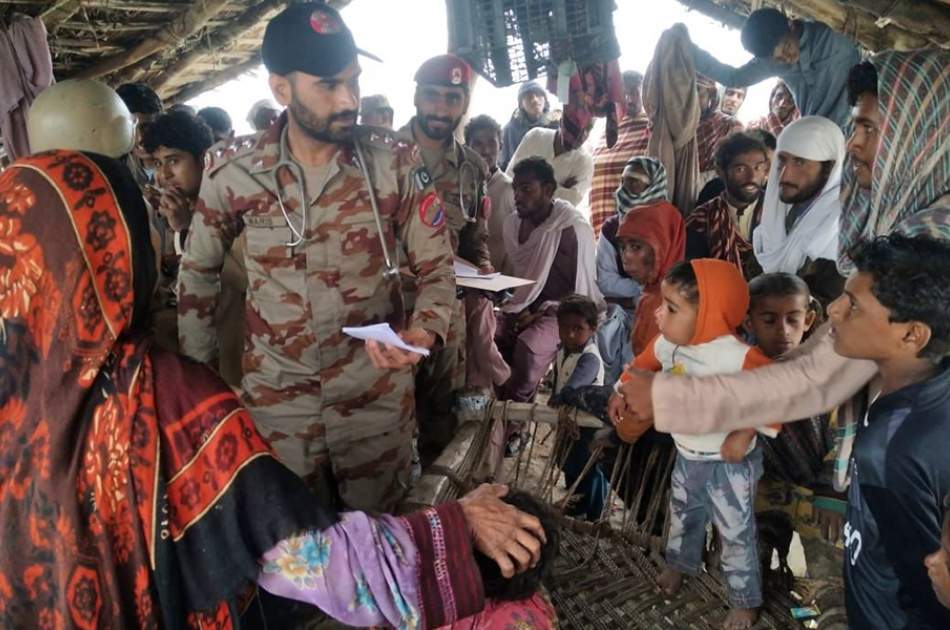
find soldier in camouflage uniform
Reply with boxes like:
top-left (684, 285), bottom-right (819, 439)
top-left (177, 2), bottom-right (456, 514)
top-left (395, 55), bottom-right (493, 463)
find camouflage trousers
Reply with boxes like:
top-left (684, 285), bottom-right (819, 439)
top-left (415, 296), bottom-right (466, 465)
top-left (665, 445), bottom-right (764, 609)
top-left (249, 367), bottom-right (414, 514)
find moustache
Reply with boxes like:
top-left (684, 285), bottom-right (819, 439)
top-left (329, 110), bottom-right (358, 123)
top-left (423, 115), bottom-right (454, 126)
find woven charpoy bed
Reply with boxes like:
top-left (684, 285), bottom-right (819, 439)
top-left (404, 396), bottom-right (848, 630)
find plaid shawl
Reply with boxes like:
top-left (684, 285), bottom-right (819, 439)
top-left (749, 82), bottom-right (801, 138)
top-left (697, 110), bottom-right (743, 172)
top-left (685, 191), bottom-right (764, 279)
top-left (839, 49), bottom-right (950, 272)
top-left (589, 114), bottom-right (651, 235)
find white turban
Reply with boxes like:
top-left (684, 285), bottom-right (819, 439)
top-left (753, 116), bottom-right (846, 274)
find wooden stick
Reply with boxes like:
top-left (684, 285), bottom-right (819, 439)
top-left (75, 0), bottom-right (233, 80)
top-left (150, 0), bottom-right (285, 92)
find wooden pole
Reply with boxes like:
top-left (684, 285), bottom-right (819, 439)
top-left (839, 0), bottom-right (950, 48)
top-left (779, 0), bottom-right (937, 50)
top-left (40, 0), bottom-right (84, 32)
top-left (148, 0), bottom-right (286, 91)
top-left (75, 0), bottom-right (233, 80)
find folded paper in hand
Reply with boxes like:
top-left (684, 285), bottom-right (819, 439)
top-left (342, 323), bottom-right (431, 356)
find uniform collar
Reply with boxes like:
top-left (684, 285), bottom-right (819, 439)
top-left (249, 112), bottom-right (360, 176)
top-left (399, 118), bottom-right (464, 168)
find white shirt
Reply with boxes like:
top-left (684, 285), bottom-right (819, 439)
top-left (486, 169), bottom-right (515, 274)
top-left (505, 127), bottom-right (594, 210)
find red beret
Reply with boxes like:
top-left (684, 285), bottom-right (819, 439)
top-left (414, 54), bottom-right (472, 90)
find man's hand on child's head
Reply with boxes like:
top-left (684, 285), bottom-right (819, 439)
top-left (459, 484), bottom-right (546, 579)
top-left (720, 429), bottom-right (755, 462)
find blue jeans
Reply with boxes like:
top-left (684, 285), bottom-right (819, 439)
top-left (665, 446), bottom-right (764, 608)
top-left (561, 427), bottom-right (608, 521)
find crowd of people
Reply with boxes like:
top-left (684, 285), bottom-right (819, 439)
top-left (1, 2), bottom-right (948, 629)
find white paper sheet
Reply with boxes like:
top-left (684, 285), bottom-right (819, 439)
top-left (341, 323), bottom-right (431, 356)
top-left (453, 260), bottom-right (500, 279)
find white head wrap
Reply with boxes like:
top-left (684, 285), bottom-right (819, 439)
top-left (753, 116), bottom-right (846, 274)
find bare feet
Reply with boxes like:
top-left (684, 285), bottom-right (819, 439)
top-left (723, 607), bottom-right (759, 630)
top-left (656, 566), bottom-right (683, 596)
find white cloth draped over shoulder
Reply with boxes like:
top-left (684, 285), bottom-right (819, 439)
top-left (502, 199), bottom-right (602, 313)
top-left (753, 116), bottom-right (846, 274)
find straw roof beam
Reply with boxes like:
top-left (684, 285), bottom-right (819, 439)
top-left (677, 0), bottom-right (746, 29)
top-left (839, 0), bottom-right (950, 46)
top-left (75, 0), bottom-right (233, 80)
top-left (147, 0), bottom-right (286, 91)
top-left (780, 0), bottom-right (939, 50)
top-left (39, 0), bottom-right (82, 31)
top-left (678, 0), bottom-right (940, 51)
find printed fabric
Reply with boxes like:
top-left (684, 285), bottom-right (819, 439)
top-left (0, 150), bottom-right (336, 629)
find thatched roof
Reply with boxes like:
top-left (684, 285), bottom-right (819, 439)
top-left (676, 0), bottom-right (950, 52)
top-left (0, 0), bottom-right (349, 103)
top-left (1, 0), bottom-right (947, 104)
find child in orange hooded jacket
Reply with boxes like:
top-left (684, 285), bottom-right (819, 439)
top-left (616, 259), bottom-right (778, 630)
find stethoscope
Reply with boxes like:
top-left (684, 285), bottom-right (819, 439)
top-left (458, 159), bottom-right (482, 224)
top-left (272, 142), bottom-right (401, 280)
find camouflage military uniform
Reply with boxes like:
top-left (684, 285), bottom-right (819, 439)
top-left (177, 116), bottom-right (456, 512)
top-left (395, 121), bottom-right (489, 462)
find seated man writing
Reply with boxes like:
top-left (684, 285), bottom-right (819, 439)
top-left (496, 156), bottom-right (601, 405)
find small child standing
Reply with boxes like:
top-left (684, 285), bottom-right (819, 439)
top-left (617, 259), bottom-right (776, 630)
top-left (745, 273), bottom-right (832, 486)
top-left (549, 295), bottom-right (607, 521)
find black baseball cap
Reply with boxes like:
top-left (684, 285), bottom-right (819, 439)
top-left (261, 2), bottom-right (380, 77)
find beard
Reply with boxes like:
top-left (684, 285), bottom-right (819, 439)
top-left (779, 172), bottom-right (828, 204)
top-left (725, 179), bottom-right (761, 205)
top-left (417, 114), bottom-right (461, 141)
top-left (288, 95), bottom-right (356, 144)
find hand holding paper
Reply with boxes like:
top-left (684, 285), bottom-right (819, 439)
top-left (345, 323), bottom-right (434, 369)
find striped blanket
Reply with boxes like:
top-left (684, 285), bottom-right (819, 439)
top-left (589, 114), bottom-right (651, 235)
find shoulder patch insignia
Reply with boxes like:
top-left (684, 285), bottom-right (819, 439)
top-left (419, 192), bottom-right (445, 228)
top-left (413, 167), bottom-right (433, 191)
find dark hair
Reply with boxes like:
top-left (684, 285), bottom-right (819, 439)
top-left (850, 234), bottom-right (950, 361)
top-left (168, 103), bottom-right (196, 116)
top-left (622, 70), bottom-right (644, 91)
top-left (557, 294), bottom-right (599, 329)
top-left (665, 261), bottom-right (699, 304)
top-left (846, 60), bottom-right (878, 107)
top-left (142, 110), bottom-right (215, 160)
top-left (464, 114), bottom-right (502, 144)
top-left (197, 106), bottom-right (232, 137)
top-left (474, 492), bottom-right (560, 601)
top-left (746, 127), bottom-right (777, 151)
top-left (714, 131), bottom-right (769, 173)
top-left (511, 156), bottom-right (557, 189)
top-left (749, 273), bottom-right (811, 309)
top-left (741, 8), bottom-right (790, 58)
top-left (116, 83), bottom-right (162, 115)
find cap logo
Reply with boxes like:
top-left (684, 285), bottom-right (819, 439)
top-left (310, 9), bottom-right (342, 34)
top-left (450, 67), bottom-right (463, 85)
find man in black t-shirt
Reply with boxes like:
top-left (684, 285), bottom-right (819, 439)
top-left (827, 234), bottom-right (950, 628)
